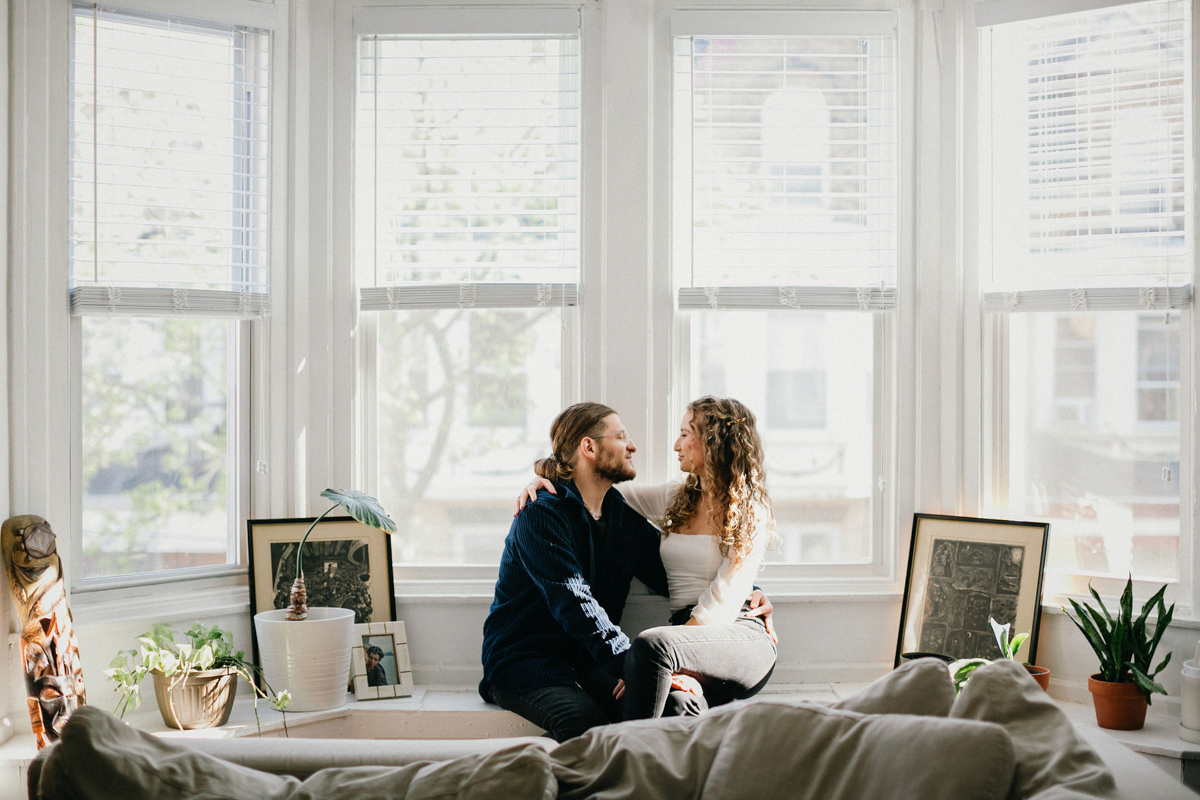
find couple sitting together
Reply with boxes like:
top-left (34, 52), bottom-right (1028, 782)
top-left (479, 397), bottom-right (779, 741)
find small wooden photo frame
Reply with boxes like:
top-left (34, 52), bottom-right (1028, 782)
top-left (352, 621), bottom-right (414, 700)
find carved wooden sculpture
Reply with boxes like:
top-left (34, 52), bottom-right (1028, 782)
top-left (2, 515), bottom-right (85, 748)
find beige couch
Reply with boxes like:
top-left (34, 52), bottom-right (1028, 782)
top-left (28, 660), bottom-right (1197, 800)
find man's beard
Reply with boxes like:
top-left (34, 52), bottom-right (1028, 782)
top-left (595, 445), bottom-right (636, 483)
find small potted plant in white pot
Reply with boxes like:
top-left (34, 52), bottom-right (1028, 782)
top-left (253, 489), bottom-right (396, 712)
top-left (1063, 576), bottom-right (1174, 731)
top-left (107, 622), bottom-right (290, 731)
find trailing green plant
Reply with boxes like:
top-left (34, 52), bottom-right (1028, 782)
top-left (946, 617), bottom-right (1032, 694)
top-left (1062, 576), bottom-right (1174, 704)
top-left (285, 489), bottom-right (397, 620)
top-left (106, 622), bottom-right (291, 733)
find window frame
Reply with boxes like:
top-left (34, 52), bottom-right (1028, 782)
top-left (666, 10), bottom-right (905, 589)
top-left (974, 0), bottom-right (1198, 615)
top-left (352, 12), bottom-right (587, 583)
top-left (33, 0), bottom-right (286, 595)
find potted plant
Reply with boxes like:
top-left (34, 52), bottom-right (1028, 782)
top-left (1063, 577), bottom-right (1174, 731)
top-left (253, 489), bottom-right (396, 712)
top-left (946, 618), bottom-right (1045, 693)
top-left (107, 622), bottom-right (291, 732)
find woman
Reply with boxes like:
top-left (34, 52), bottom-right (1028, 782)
top-left (519, 396), bottom-right (778, 719)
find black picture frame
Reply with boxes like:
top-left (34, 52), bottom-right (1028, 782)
top-left (247, 516), bottom-right (397, 668)
top-left (895, 513), bottom-right (1050, 667)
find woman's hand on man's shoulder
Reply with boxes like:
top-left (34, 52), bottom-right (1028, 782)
top-left (514, 477), bottom-right (557, 516)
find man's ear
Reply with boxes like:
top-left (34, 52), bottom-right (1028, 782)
top-left (578, 436), bottom-right (598, 463)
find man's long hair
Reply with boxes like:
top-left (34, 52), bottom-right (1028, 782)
top-left (663, 397), bottom-right (776, 566)
top-left (534, 402), bottom-right (617, 483)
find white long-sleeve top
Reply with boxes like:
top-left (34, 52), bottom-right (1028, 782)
top-left (616, 482), bottom-right (769, 626)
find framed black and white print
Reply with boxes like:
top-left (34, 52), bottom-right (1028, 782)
top-left (247, 516), bottom-right (397, 666)
top-left (895, 514), bottom-right (1050, 667)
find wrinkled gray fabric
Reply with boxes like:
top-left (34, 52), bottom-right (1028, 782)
top-left (951, 660), bottom-right (1119, 800)
top-left (552, 711), bottom-right (732, 800)
top-left (832, 658), bottom-right (956, 717)
top-left (37, 706), bottom-right (298, 800)
top-left (700, 702), bottom-right (1015, 800)
top-left (33, 662), bottom-right (1130, 800)
top-left (552, 699), bottom-right (1015, 800)
top-left (290, 745), bottom-right (556, 800)
top-left (34, 706), bottom-right (555, 800)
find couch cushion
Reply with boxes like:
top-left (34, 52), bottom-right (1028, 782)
top-left (177, 735), bottom-right (553, 780)
top-left (950, 659), bottom-right (1118, 800)
top-left (832, 657), bottom-right (956, 717)
top-left (552, 712), bottom-right (733, 800)
top-left (292, 744), bottom-right (555, 800)
top-left (36, 705), bottom-right (298, 800)
top-left (700, 702), bottom-right (1016, 800)
top-left (35, 706), bottom-right (557, 800)
top-left (551, 699), bottom-right (1015, 800)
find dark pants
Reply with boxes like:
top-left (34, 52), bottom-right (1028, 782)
top-left (486, 660), bottom-right (620, 743)
top-left (622, 611), bottom-right (777, 720)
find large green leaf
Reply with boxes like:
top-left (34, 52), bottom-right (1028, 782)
top-left (1128, 664), bottom-right (1166, 705)
top-left (1088, 582), bottom-right (1113, 625)
top-left (321, 488), bottom-right (397, 534)
top-left (1065, 599), bottom-right (1113, 674)
top-left (1119, 578), bottom-right (1133, 632)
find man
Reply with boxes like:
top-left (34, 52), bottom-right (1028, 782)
top-left (365, 645), bottom-right (388, 687)
top-left (479, 402), bottom-right (771, 742)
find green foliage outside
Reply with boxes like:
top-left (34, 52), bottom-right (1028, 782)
top-left (82, 317), bottom-right (230, 577)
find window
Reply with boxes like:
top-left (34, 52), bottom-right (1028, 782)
top-left (1137, 312), bottom-right (1180, 423)
top-left (673, 12), bottom-right (897, 568)
top-left (70, 6), bottom-right (269, 581)
top-left (979, 0), bottom-right (1191, 592)
top-left (1053, 316), bottom-right (1096, 425)
top-left (357, 11), bottom-right (579, 565)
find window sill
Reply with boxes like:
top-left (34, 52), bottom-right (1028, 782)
top-left (68, 577), bottom-right (250, 625)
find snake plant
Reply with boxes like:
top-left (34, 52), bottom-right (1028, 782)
top-left (1063, 576), bottom-right (1174, 704)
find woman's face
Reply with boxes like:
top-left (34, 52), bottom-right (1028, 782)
top-left (674, 410), bottom-right (705, 474)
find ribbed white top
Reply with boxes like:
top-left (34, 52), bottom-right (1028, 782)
top-left (617, 482), bottom-right (770, 626)
top-left (658, 532), bottom-right (726, 611)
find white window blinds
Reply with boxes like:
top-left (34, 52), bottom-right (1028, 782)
top-left (673, 15), bottom-right (897, 311)
top-left (979, 0), bottom-right (1192, 308)
top-left (356, 27), bottom-right (580, 311)
top-left (70, 6), bottom-right (270, 317)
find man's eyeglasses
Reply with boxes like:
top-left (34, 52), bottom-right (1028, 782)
top-left (587, 432), bottom-right (629, 443)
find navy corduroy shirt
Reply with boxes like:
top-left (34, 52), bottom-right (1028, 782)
top-left (479, 480), bottom-right (669, 698)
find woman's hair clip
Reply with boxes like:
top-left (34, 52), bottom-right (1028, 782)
top-left (726, 417), bottom-right (746, 427)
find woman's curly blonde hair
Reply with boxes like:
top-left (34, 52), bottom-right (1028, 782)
top-left (663, 397), bottom-right (777, 566)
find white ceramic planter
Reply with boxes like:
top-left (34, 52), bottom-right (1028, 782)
top-left (254, 607), bottom-right (354, 712)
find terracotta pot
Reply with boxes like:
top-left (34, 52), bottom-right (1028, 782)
top-left (1025, 665), bottom-right (1050, 692)
top-left (151, 667), bottom-right (238, 730)
top-left (1087, 674), bottom-right (1148, 730)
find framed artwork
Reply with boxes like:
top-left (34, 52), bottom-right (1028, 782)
top-left (895, 514), bottom-right (1050, 667)
top-left (248, 516), bottom-right (397, 665)
top-left (351, 621), bottom-right (414, 700)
